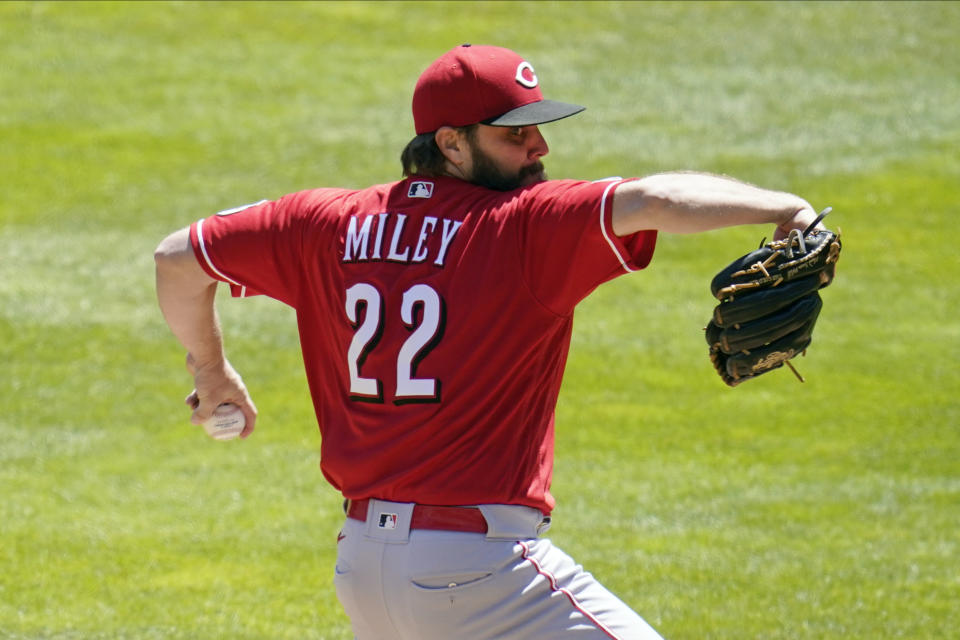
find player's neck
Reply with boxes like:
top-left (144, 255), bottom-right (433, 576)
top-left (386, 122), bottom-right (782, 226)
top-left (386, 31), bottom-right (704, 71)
top-left (441, 161), bottom-right (470, 182)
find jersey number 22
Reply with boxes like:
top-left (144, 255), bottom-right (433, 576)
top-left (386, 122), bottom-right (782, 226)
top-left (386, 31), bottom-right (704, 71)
top-left (345, 282), bottom-right (444, 404)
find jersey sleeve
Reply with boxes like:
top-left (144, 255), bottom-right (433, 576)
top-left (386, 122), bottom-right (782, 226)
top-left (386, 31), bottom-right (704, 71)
top-left (514, 178), bottom-right (657, 314)
top-left (189, 190), bottom-right (343, 306)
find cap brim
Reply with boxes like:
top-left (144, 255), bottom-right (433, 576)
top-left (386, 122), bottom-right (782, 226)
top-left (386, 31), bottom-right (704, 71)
top-left (483, 100), bottom-right (586, 127)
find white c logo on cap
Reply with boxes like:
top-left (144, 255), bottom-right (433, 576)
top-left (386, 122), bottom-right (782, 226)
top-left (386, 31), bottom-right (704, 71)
top-left (515, 61), bottom-right (538, 88)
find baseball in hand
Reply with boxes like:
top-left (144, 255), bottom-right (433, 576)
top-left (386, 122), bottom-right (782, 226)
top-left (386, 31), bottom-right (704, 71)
top-left (202, 403), bottom-right (246, 441)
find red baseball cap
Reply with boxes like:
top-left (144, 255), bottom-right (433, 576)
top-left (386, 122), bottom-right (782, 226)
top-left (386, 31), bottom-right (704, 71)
top-left (412, 44), bottom-right (585, 134)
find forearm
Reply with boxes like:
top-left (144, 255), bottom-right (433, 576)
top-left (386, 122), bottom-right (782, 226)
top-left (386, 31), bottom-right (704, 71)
top-left (612, 172), bottom-right (815, 236)
top-left (154, 227), bottom-right (257, 432)
top-left (154, 228), bottom-right (225, 366)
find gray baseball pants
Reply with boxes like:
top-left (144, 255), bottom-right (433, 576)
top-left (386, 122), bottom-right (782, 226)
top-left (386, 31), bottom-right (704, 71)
top-left (333, 499), bottom-right (664, 639)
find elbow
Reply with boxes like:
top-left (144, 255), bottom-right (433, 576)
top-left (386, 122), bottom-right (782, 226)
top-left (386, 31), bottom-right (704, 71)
top-left (154, 227), bottom-right (216, 290)
top-left (612, 179), bottom-right (671, 235)
top-left (153, 240), bottom-right (178, 276)
top-left (632, 174), bottom-right (682, 215)
top-left (154, 227), bottom-right (192, 268)
top-left (154, 226), bottom-right (218, 291)
top-left (153, 241), bottom-right (170, 266)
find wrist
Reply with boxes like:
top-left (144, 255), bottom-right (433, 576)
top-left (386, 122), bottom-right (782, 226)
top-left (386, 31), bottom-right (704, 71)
top-left (186, 351), bottom-right (227, 375)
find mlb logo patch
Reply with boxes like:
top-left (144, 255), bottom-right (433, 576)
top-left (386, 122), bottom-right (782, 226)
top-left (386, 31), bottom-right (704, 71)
top-left (407, 181), bottom-right (434, 199)
top-left (377, 512), bottom-right (399, 530)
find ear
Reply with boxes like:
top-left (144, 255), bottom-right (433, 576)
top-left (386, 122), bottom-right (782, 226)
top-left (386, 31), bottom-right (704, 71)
top-left (435, 127), bottom-right (469, 166)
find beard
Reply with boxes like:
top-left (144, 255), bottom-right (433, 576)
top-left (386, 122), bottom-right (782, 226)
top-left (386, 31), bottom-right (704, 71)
top-left (469, 146), bottom-right (547, 191)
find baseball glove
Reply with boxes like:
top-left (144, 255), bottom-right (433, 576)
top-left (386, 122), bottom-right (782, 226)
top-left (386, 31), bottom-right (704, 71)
top-left (705, 208), bottom-right (841, 386)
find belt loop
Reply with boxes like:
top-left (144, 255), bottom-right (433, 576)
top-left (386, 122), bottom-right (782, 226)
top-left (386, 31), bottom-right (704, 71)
top-left (537, 515), bottom-right (552, 535)
top-left (364, 499), bottom-right (415, 544)
top-left (478, 504), bottom-right (550, 539)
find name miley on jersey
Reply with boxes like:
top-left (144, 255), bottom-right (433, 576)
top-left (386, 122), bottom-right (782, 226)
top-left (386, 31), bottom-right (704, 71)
top-left (342, 212), bottom-right (463, 267)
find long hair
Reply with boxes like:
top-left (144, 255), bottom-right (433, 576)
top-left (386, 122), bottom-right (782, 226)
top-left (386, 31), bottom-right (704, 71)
top-left (400, 126), bottom-right (477, 177)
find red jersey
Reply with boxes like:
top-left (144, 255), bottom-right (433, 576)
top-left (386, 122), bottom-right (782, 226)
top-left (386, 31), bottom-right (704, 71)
top-left (190, 176), bottom-right (656, 513)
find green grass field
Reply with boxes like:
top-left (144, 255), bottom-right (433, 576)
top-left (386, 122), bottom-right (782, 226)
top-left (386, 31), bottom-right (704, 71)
top-left (2, 1), bottom-right (958, 638)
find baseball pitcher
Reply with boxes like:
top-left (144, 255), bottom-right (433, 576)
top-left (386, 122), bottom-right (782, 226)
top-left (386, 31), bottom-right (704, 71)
top-left (155, 44), bottom-right (834, 639)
